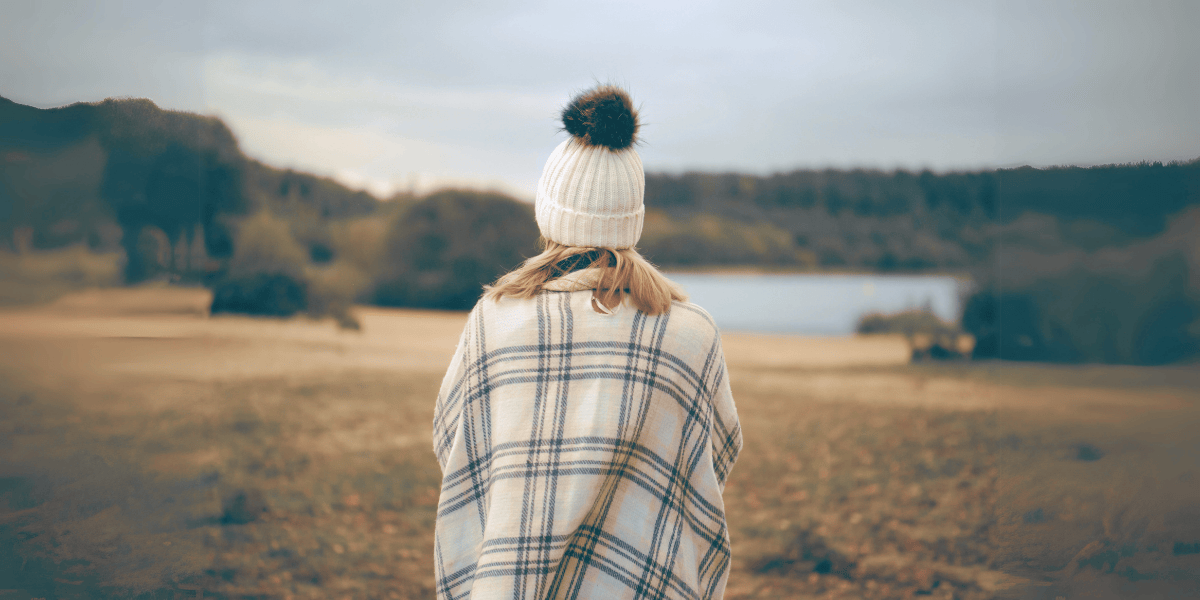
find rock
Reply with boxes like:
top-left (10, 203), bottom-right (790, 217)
top-left (753, 527), bottom-right (859, 578)
top-left (1075, 443), bottom-right (1104, 461)
top-left (221, 488), bottom-right (269, 525)
top-left (1023, 508), bottom-right (1047, 524)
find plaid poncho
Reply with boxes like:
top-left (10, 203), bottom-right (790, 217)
top-left (432, 273), bottom-right (742, 600)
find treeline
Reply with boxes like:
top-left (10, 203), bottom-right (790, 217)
top-left (641, 162), bottom-right (1198, 270)
top-left (641, 166), bottom-right (1200, 364)
top-left (2, 95), bottom-right (1198, 363)
top-left (0, 95), bottom-right (542, 324)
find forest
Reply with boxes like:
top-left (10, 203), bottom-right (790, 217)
top-left (2, 95), bottom-right (1198, 364)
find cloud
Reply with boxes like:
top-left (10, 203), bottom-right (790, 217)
top-left (3, 0), bottom-right (1197, 195)
top-left (224, 114), bottom-right (541, 199)
top-left (0, 0), bottom-right (208, 108)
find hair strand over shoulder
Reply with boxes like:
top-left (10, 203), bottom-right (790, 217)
top-left (483, 240), bottom-right (687, 315)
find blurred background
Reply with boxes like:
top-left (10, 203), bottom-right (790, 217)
top-left (1, 1), bottom-right (1198, 598)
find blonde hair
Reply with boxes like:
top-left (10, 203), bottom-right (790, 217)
top-left (484, 240), bottom-right (687, 315)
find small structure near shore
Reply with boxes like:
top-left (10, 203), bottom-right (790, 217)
top-left (857, 308), bottom-right (975, 361)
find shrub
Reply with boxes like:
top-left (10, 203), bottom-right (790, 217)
top-left (857, 307), bottom-right (955, 337)
top-left (963, 253), bottom-right (1199, 364)
top-left (962, 205), bottom-right (1200, 365)
top-left (372, 190), bottom-right (540, 310)
top-left (209, 272), bottom-right (307, 317)
top-left (327, 215), bottom-right (390, 282)
top-left (209, 211), bottom-right (310, 318)
top-left (305, 260), bottom-right (369, 329)
top-left (221, 211), bottom-right (308, 280)
top-left (856, 307), bottom-right (974, 360)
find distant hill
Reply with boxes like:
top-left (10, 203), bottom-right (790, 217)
top-left (639, 160), bottom-right (1200, 270)
top-left (6, 94), bottom-right (1197, 277)
top-left (0, 95), bottom-right (380, 281)
top-left (4, 95), bottom-right (1199, 363)
top-left (638, 162), bottom-right (1200, 364)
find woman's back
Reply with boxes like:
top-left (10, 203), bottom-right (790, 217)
top-left (431, 84), bottom-right (741, 599)
top-left (432, 286), bottom-right (741, 600)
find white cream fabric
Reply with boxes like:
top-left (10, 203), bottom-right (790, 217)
top-left (432, 286), bottom-right (742, 600)
top-left (536, 138), bottom-right (645, 249)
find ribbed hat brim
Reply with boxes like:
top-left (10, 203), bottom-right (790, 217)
top-left (535, 139), bottom-right (645, 249)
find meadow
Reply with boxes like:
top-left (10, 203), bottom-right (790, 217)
top-left (0, 288), bottom-right (1197, 599)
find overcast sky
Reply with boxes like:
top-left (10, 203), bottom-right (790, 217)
top-left (3, 0), bottom-right (1198, 198)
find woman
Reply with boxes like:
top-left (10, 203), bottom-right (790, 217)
top-left (432, 85), bottom-right (742, 600)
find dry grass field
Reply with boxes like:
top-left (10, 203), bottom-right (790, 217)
top-left (0, 287), bottom-right (1198, 599)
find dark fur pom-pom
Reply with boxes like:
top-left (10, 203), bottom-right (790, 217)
top-left (561, 85), bottom-right (639, 151)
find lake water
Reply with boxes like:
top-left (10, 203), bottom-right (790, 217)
top-left (666, 273), bottom-right (971, 335)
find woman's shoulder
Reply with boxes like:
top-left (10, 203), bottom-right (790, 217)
top-left (666, 300), bottom-right (721, 337)
top-left (469, 295), bottom-right (721, 337)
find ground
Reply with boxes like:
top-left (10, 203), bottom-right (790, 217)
top-left (0, 287), bottom-right (1197, 599)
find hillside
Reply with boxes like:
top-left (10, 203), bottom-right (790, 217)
top-left (5, 94), bottom-right (1197, 277)
top-left (3, 96), bottom-right (1198, 363)
top-left (640, 161), bottom-right (1200, 270)
top-left (0, 96), bottom-right (381, 282)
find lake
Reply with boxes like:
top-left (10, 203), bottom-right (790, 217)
top-left (666, 273), bottom-right (971, 335)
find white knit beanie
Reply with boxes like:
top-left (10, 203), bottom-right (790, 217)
top-left (536, 86), bottom-right (644, 249)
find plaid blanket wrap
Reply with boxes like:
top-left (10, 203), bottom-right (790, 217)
top-left (432, 278), bottom-right (742, 600)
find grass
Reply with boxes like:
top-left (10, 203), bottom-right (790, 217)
top-left (0, 288), bottom-right (1198, 599)
top-left (720, 366), bottom-right (1200, 599)
top-left (0, 247), bottom-right (123, 306)
top-left (0, 367), bottom-right (444, 599)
